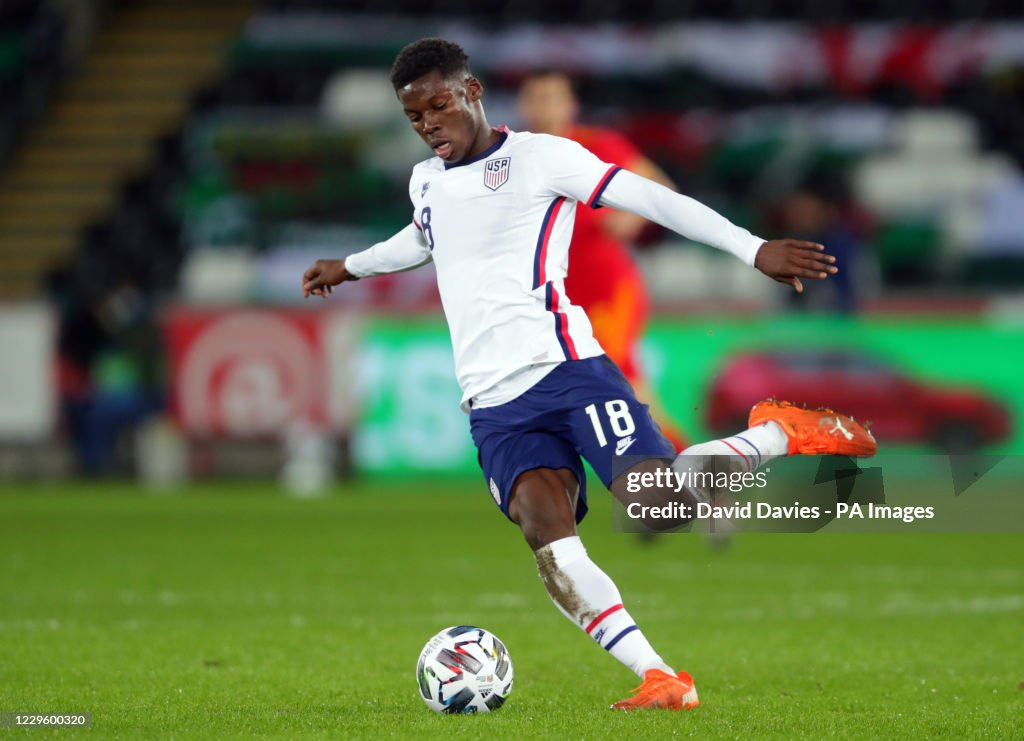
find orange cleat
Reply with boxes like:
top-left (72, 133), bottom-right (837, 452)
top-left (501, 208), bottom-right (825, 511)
top-left (749, 399), bottom-right (877, 457)
top-left (610, 669), bottom-right (700, 711)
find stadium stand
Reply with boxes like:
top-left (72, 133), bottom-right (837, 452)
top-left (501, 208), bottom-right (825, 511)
top-left (0, 0), bottom-right (65, 171)
top-left (262, 0), bottom-right (1021, 22)
top-left (0, 0), bottom-right (256, 299)
top-left (3, 7), bottom-right (1024, 307)
top-left (124, 16), bottom-right (1024, 305)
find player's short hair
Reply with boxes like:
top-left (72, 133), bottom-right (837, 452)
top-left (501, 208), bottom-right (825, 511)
top-left (390, 38), bottom-right (471, 90)
top-left (521, 67), bottom-right (573, 85)
top-left (520, 67), bottom-right (580, 96)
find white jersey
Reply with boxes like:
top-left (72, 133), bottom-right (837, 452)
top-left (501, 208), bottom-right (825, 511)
top-left (345, 128), bottom-right (765, 412)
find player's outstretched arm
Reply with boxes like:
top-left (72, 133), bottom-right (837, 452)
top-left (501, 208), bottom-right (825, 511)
top-left (301, 222), bottom-right (432, 299)
top-left (596, 169), bottom-right (837, 291)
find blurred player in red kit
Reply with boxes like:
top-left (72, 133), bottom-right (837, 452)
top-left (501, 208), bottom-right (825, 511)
top-left (517, 70), bottom-right (688, 451)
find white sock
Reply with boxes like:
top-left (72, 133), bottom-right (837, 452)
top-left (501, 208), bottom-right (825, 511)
top-left (677, 421), bottom-right (788, 472)
top-left (535, 536), bottom-right (673, 678)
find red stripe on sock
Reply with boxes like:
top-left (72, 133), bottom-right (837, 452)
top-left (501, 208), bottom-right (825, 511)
top-left (719, 439), bottom-right (751, 471)
top-left (585, 603), bottom-right (624, 634)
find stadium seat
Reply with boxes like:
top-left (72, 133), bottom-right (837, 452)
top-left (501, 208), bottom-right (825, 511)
top-left (976, 174), bottom-right (1024, 255)
top-left (854, 154), bottom-right (1016, 217)
top-left (895, 109), bottom-right (979, 156)
top-left (320, 69), bottom-right (400, 129)
top-left (179, 248), bottom-right (258, 304)
top-left (872, 217), bottom-right (942, 284)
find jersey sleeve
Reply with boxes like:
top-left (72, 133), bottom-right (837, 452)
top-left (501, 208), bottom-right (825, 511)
top-left (535, 134), bottom-right (624, 210)
top-left (598, 169), bottom-right (765, 266)
top-left (343, 222), bottom-right (433, 278)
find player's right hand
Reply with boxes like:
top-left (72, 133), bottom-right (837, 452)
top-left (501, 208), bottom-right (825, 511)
top-left (302, 259), bottom-right (358, 298)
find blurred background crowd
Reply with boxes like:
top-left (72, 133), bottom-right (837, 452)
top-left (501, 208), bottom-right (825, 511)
top-left (0, 0), bottom-right (1020, 484)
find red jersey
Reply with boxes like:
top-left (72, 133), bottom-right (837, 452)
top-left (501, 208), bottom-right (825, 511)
top-left (563, 125), bottom-right (646, 309)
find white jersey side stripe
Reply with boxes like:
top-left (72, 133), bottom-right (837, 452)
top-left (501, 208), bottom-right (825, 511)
top-left (532, 195), bottom-right (566, 288)
top-left (545, 282), bottom-right (578, 360)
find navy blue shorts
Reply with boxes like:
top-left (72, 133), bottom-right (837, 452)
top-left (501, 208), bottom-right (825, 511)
top-left (469, 355), bottom-right (675, 524)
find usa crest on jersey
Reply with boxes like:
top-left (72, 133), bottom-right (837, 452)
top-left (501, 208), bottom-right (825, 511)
top-left (484, 157), bottom-right (511, 191)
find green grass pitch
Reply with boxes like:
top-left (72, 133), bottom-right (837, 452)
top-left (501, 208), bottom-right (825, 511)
top-left (1, 481), bottom-right (1021, 739)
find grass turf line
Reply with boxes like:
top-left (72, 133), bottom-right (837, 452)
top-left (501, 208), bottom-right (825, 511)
top-left (1, 481), bottom-right (1021, 739)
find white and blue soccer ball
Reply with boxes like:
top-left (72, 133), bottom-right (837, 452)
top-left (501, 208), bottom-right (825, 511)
top-left (415, 625), bottom-right (514, 714)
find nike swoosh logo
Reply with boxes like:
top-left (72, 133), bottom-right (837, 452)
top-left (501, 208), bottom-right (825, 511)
top-left (615, 436), bottom-right (637, 455)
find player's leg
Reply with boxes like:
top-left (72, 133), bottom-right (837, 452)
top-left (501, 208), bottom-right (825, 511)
top-left (506, 466), bottom-right (578, 551)
top-left (667, 400), bottom-right (878, 500)
top-left (569, 356), bottom-right (876, 513)
top-left (471, 397), bottom-right (696, 710)
top-left (514, 458), bottom-right (700, 712)
top-left (611, 403), bottom-right (876, 543)
top-left (565, 358), bottom-right (876, 708)
top-left (528, 357), bottom-right (710, 709)
top-left (506, 465), bottom-right (697, 710)
top-left (607, 405), bottom-right (875, 521)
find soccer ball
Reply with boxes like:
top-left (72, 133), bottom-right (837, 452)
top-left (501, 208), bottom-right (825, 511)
top-left (415, 625), bottom-right (514, 714)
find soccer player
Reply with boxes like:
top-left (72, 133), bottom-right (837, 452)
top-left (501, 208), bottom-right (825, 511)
top-left (302, 39), bottom-right (876, 711)
top-left (517, 69), bottom-right (688, 450)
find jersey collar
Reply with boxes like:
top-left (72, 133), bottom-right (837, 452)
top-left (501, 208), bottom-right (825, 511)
top-left (444, 129), bottom-right (509, 170)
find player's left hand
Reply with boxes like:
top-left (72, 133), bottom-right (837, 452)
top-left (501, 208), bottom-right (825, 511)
top-left (753, 239), bottom-right (838, 294)
top-left (302, 258), bottom-right (358, 298)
